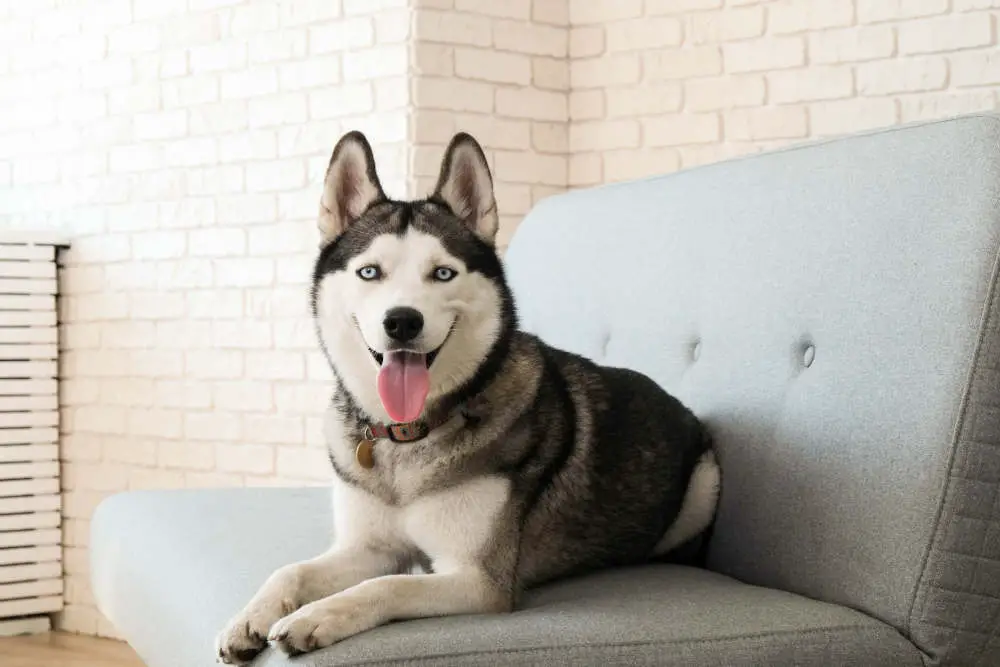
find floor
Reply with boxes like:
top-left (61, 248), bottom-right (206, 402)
top-left (1, 632), bottom-right (145, 667)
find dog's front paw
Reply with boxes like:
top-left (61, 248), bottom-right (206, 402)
top-left (215, 596), bottom-right (293, 664)
top-left (268, 596), bottom-right (376, 656)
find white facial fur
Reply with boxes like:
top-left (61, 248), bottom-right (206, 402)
top-left (316, 228), bottom-right (504, 422)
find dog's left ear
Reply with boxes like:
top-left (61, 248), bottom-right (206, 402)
top-left (432, 133), bottom-right (498, 245)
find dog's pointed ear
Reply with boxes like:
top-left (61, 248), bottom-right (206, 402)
top-left (433, 133), bottom-right (498, 245)
top-left (318, 131), bottom-right (386, 244)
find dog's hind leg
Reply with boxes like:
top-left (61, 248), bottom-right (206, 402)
top-left (653, 450), bottom-right (721, 556)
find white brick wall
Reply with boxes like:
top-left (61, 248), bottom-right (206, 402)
top-left (570, 0), bottom-right (999, 185)
top-left (0, 0), bottom-right (996, 641)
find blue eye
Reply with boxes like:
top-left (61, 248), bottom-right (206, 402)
top-left (357, 265), bottom-right (381, 281)
top-left (433, 267), bottom-right (456, 282)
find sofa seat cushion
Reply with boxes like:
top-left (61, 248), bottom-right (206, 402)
top-left (91, 488), bottom-right (923, 667)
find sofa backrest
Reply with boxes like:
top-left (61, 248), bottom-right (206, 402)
top-left (503, 115), bottom-right (1000, 666)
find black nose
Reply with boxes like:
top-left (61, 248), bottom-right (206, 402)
top-left (383, 307), bottom-right (424, 343)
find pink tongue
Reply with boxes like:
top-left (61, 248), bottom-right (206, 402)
top-left (376, 351), bottom-right (430, 422)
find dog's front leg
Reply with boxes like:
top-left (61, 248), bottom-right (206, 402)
top-left (269, 475), bottom-right (519, 656)
top-left (215, 545), bottom-right (399, 664)
top-left (216, 482), bottom-right (403, 664)
top-left (268, 566), bottom-right (512, 655)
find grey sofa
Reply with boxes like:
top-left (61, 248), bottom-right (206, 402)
top-left (91, 114), bottom-right (1000, 666)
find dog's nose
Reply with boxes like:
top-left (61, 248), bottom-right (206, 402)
top-left (383, 307), bottom-right (424, 343)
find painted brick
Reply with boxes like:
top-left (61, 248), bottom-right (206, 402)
top-left (533, 57), bottom-right (569, 91)
top-left (280, 0), bottom-right (342, 27)
top-left (724, 37), bottom-right (805, 73)
top-left (644, 113), bottom-right (721, 147)
top-left (570, 0), bottom-right (642, 24)
top-left (569, 89), bottom-right (605, 120)
top-left (185, 413), bottom-right (242, 442)
top-left (164, 137), bottom-right (219, 167)
top-left (726, 107), bottom-right (809, 140)
top-left (769, 0), bottom-right (854, 34)
top-left (344, 45), bottom-right (408, 80)
top-left (213, 381), bottom-right (274, 412)
top-left (217, 443), bottom-right (274, 474)
top-left (495, 87), bottom-right (566, 121)
top-left (494, 20), bottom-right (567, 57)
top-left (309, 18), bottom-right (374, 54)
top-left (189, 41), bottom-right (247, 73)
top-left (899, 90), bottom-right (998, 121)
top-left (245, 415), bottom-right (305, 445)
top-left (808, 26), bottom-right (896, 64)
top-left (249, 30), bottom-right (308, 63)
top-left (212, 320), bottom-right (273, 349)
top-left (279, 56), bottom-right (340, 90)
top-left (603, 148), bottom-right (680, 182)
top-left (809, 98), bottom-right (899, 135)
top-left (493, 150), bottom-right (567, 187)
top-left (413, 43), bottom-right (454, 76)
top-left (532, 122), bottom-right (569, 154)
top-left (684, 75), bottom-right (766, 111)
top-left (416, 78), bottom-right (494, 113)
top-left (857, 0), bottom-right (949, 23)
top-left (533, 0), bottom-right (569, 25)
top-left (767, 67), bottom-right (854, 103)
top-left (158, 442), bottom-right (214, 471)
top-left (646, 0), bottom-right (722, 12)
top-left (455, 48), bottom-right (531, 85)
top-left (309, 83), bottom-right (375, 118)
top-left (857, 57), bottom-right (948, 95)
top-left (605, 84), bottom-right (682, 117)
top-left (569, 120), bottom-right (640, 152)
top-left (155, 380), bottom-right (213, 409)
top-left (571, 54), bottom-right (640, 88)
top-left (414, 10), bottom-right (492, 46)
top-left (276, 446), bottom-right (329, 479)
top-left (644, 47), bottom-right (722, 81)
top-left (686, 7), bottom-right (765, 44)
top-left (952, 50), bottom-right (1000, 86)
top-left (898, 14), bottom-right (994, 55)
top-left (605, 17), bottom-right (683, 52)
top-left (569, 27), bottom-right (604, 59)
top-left (456, 0), bottom-right (529, 19)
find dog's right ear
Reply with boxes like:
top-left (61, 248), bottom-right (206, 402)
top-left (318, 131), bottom-right (386, 244)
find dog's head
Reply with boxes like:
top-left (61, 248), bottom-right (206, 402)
top-left (311, 131), bottom-right (516, 424)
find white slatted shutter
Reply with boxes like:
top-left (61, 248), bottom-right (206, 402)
top-left (0, 236), bottom-right (66, 635)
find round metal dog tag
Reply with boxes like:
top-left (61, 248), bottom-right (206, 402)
top-left (356, 439), bottom-right (375, 469)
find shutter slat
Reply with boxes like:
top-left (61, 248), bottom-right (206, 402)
top-left (0, 295), bottom-right (55, 311)
top-left (0, 562), bottom-right (61, 585)
top-left (0, 461), bottom-right (59, 481)
top-left (0, 278), bottom-right (57, 295)
top-left (0, 263), bottom-right (55, 279)
top-left (0, 579), bottom-right (62, 601)
top-left (0, 329), bottom-right (57, 345)
top-left (0, 478), bottom-right (60, 498)
top-left (0, 529), bottom-right (60, 549)
top-left (0, 595), bottom-right (62, 616)
top-left (0, 511), bottom-right (60, 531)
top-left (0, 361), bottom-right (57, 378)
top-left (0, 545), bottom-right (61, 566)
top-left (0, 444), bottom-right (58, 463)
top-left (0, 494), bottom-right (60, 514)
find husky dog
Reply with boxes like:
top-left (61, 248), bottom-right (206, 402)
top-left (215, 132), bottom-right (721, 663)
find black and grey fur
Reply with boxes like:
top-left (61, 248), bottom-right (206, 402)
top-left (215, 132), bottom-right (721, 663)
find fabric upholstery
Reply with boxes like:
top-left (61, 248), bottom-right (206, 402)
top-left (503, 114), bottom-right (1000, 665)
top-left (90, 487), bottom-right (921, 667)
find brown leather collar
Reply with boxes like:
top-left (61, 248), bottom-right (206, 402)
top-left (362, 409), bottom-right (456, 444)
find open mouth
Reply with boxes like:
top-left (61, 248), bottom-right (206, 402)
top-left (360, 322), bottom-right (455, 423)
top-left (367, 345), bottom-right (442, 369)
